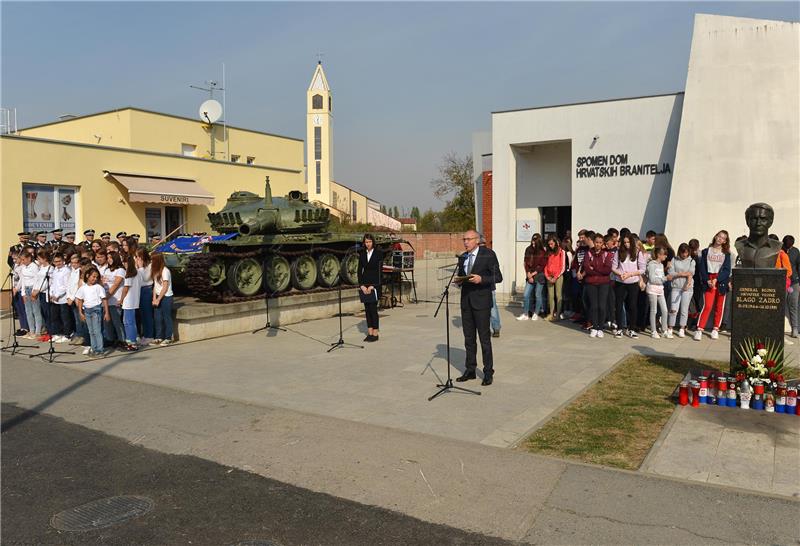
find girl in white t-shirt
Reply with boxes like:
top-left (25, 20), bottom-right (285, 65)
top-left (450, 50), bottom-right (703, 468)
top-left (66, 254), bottom-right (86, 344)
top-left (135, 248), bottom-right (155, 343)
top-left (119, 254), bottom-right (141, 350)
top-left (150, 253), bottom-right (174, 345)
top-left (103, 252), bottom-right (126, 347)
top-left (75, 267), bottom-right (110, 357)
top-left (16, 251), bottom-right (43, 337)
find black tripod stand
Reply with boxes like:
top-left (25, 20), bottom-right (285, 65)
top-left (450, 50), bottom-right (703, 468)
top-left (428, 257), bottom-right (480, 401)
top-left (28, 265), bottom-right (75, 362)
top-left (252, 291), bottom-right (286, 334)
top-left (1, 270), bottom-right (36, 355)
top-left (327, 284), bottom-right (363, 352)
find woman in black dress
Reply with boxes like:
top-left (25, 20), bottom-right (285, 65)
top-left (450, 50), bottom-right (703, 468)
top-left (357, 234), bottom-right (384, 342)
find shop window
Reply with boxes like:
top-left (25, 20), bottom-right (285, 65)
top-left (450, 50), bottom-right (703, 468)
top-left (22, 184), bottom-right (76, 233)
top-left (231, 155), bottom-right (240, 163)
top-left (312, 94), bottom-right (323, 109)
top-left (246, 156), bottom-right (255, 165)
top-left (181, 143), bottom-right (196, 157)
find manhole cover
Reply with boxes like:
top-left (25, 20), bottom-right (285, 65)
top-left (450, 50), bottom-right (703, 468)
top-left (51, 495), bottom-right (154, 531)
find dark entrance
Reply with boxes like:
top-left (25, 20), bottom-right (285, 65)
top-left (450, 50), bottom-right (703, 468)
top-left (540, 206), bottom-right (571, 239)
top-left (165, 206), bottom-right (183, 240)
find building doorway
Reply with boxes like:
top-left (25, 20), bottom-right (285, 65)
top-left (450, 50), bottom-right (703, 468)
top-left (540, 206), bottom-right (571, 239)
top-left (145, 206), bottom-right (184, 242)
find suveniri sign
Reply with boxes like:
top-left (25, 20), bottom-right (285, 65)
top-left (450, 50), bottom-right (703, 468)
top-left (575, 154), bottom-right (672, 179)
top-left (160, 195), bottom-right (191, 203)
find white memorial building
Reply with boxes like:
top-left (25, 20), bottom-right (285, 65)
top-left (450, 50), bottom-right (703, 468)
top-left (480, 14), bottom-right (799, 298)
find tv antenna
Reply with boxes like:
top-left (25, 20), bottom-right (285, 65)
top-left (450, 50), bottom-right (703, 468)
top-left (191, 72), bottom-right (227, 159)
top-left (190, 79), bottom-right (223, 99)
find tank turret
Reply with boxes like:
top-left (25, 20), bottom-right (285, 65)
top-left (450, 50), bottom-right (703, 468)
top-left (208, 176), bottom-right (331, 235)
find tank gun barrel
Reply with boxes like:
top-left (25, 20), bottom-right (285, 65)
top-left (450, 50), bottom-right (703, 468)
top-left (238, 209), bottom-right (279, 235)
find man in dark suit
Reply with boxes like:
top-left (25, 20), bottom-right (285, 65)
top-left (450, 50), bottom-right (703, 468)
top-left (456, 229), bottom-right (502, 386)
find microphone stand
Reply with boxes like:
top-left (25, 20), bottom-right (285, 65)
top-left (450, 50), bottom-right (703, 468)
top-left (428, 255), bottom-right (480, 401)
top-left (1, 269), bottom-right (37, 355)
top-left (252, 290), bottom-right (286, 334)
top-left (327, 283), bottom-right (363, 352)
top-left (29, 264), bottom-right (75, 362)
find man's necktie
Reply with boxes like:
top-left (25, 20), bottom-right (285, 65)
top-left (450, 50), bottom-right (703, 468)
top-left (466, 253), bottom-right (474, 275)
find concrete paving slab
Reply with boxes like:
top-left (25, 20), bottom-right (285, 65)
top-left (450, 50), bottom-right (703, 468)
top-left (526, 464), bottom-right (800, 545)
top-left (707, 427), bottom-right (776, 490)
top-left (643, 404), bottom-right (800, 498)
top-left (641, 406), bottom-right (723, 482)
top-left (774, 432), bottom-right (800, 495)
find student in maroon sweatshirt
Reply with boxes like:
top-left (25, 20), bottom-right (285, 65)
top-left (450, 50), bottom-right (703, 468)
top-left (570, 229), bottom-right (594, 325)
top-left (582, 233), bottom-right (614, 338)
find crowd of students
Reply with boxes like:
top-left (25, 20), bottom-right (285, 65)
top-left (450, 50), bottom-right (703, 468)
top-left (516, 228), bottom-right (800, 340)
top-left (8, 228), bottom-right (173, 358)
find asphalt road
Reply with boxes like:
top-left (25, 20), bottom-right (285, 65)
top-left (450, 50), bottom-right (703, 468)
top-left (1, 404), bottom-right (509, 546)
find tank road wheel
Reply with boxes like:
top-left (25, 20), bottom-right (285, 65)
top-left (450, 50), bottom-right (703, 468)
top-left (290, 254), bottom-right (318, 291)
top-left (340, 252), bottom-right (359, 285)
top-left (207, 258), bottom-right (227, 287)
top-left (264, 255), bottom-right (291, 293)
top-left (316, 253), bottom-right (340, 287)
top-left (226, 257), bottom-right (263, 297)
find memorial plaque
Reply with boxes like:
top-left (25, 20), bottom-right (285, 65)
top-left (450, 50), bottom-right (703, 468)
top-left (730, 268), bottom-right (786, 372)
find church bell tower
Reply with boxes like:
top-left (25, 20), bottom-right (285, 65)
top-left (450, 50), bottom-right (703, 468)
top-left (306, 62), bottom-right (333, 206)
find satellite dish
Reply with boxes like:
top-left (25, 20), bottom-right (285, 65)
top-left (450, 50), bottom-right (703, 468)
top-left (199, 99), bottom-right (222, 124)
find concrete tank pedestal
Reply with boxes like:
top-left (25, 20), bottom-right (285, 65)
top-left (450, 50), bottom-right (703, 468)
top-left (173, 289), bottom-right (363, 342)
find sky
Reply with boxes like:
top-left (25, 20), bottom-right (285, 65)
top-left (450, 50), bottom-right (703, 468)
top-left (2, 1), bottom-right (798, 213)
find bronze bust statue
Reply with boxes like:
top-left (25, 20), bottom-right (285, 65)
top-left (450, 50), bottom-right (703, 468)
top-left (734, 202), bottom-right (781, 268)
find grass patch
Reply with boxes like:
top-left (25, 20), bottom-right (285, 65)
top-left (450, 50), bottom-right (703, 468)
top-left (522, 355), bottom-right (726, 470)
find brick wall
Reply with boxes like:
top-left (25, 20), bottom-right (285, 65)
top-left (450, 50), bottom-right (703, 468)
top-left (481, 171), bottom-right (493, 248)
top-left (399, 232), bottom-right (464, 258)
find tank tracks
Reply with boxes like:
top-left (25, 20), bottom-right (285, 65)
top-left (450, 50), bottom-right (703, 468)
top-left (184, 245), bottom-right (390, 304)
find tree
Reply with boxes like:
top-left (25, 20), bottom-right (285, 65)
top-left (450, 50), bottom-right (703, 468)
top-left (410, 206), bottom-right (421, 221)
top-left (393, 206), bottom-right (400, 219)
top-left (380, 205), bottom-right (387, 214)
top-left (418, 209), bottom-right (443, 232)
top-left (431, 152), bottom-right (475, 232)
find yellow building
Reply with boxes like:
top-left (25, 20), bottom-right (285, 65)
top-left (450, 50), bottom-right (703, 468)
top-left (2, 107), bottom-right (305, 245)
top-left (3, 63), bottom-right (397, 251)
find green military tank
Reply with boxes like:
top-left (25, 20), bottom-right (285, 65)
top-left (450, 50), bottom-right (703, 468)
top-left (174, 177), bottom-right (404, 302)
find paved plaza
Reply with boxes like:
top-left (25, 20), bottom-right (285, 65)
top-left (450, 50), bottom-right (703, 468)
top-left (2, 259), bottom-right (799, 542)
top-left (3, 277), bottom-right (779, 449)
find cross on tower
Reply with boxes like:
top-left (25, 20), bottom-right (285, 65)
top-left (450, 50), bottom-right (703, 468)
top-left (316, 52), bottom-right (325, 64)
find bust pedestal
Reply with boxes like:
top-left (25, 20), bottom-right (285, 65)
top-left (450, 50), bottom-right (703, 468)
top-left (730, 268), bottom-right (785, 372)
